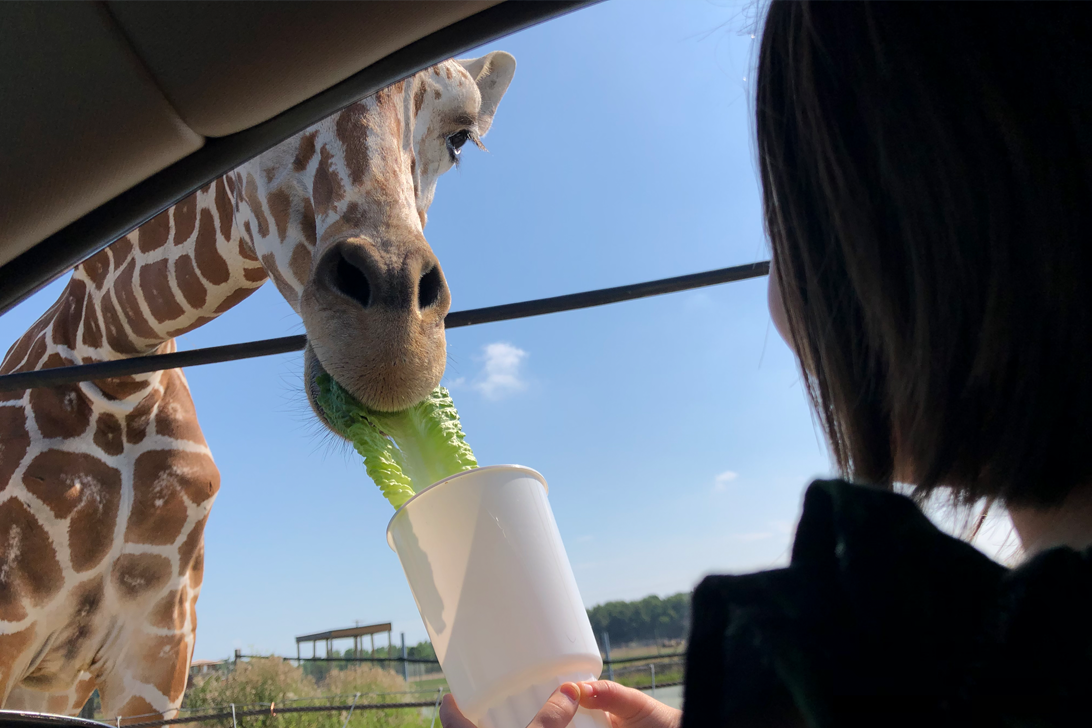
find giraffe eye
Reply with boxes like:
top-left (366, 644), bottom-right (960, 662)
top-left (446, 130), bottom-right (471, 161)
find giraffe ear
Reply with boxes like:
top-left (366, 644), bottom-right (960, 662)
top-left (458, 51), bottom-right (516, 137)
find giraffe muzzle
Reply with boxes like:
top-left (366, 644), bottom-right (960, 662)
top-left (299, 237), bottom-right (452, 418)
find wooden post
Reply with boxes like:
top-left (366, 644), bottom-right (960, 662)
top-left (296, 642), bottom-right (300, 662)
top-left (401, 632), bottom-right (408, 683)
top-left (370, 633), bottom-right (375, 656)
top-left (388, 630), bottom-right (393, 660)
top-left (602, 632), bottom-right (613, 681)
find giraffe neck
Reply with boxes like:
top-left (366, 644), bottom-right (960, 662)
top-left (66, 177), bottom-right (268, 362)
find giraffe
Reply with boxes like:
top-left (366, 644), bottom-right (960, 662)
top-left (0, 52), bottom-right (515, 724)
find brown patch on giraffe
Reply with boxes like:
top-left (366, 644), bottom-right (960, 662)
top-left (61, 574), bottom-right (105, 659)
top-left (0, 499), bottom-right (63, 621)
top-left (413, 83), bottom-right (427, 115)
top-left (214, 177), bottom-right (234, 237)
top-left (301, 198), bottom-right (316, 247)
top-left (125, 390), bottom-right (156, 444)
top-left (289, 244), bottom-right (312, 286)
top-left (47, 694), bottom-right (69, 714)
top-left (244, 173), bottom-right (271, 238)
top-left (313, 145), bottom-right (346, 218)
top-left (73, 675), bottom-right (97, 712)
top-left (115, 259), bottom-right (160, 342)
top-left (261, 253), bottom-right (298, 302)
top-left (138, 209), bottom-right (171, 253)
top-left (243, 265), bottom-right (266, 283)
top-left (82, 249), bottom-right (111, 289)
top-left (267, 188), bottom-right (292, 241)
top-left (336, 103), bottom-right (370, 186)
top-left (154, 372), bottom-right (205, 444)
top-left (95, 375), bottom-right (150, 402)
top-left (117, 696), bottom-right (160, 726)
top-left (294, 130), bottom-right (318, 172)
top-left (100, 291), bottom-right (137, 354)
top-left (212, 285), bottom-right (260, 315)
top-left (110, 235), bottom-right (134, 269)
top-left (50, 279), bottom-right (87, 347)
top-left (189, 543), bottom-right (205, 591)
top-left (243, 219), bottom-right (254, 241)
top-left (173, 193), bottom-right (198, 245)
top-left (173, 254), bottom-right (207, 310)
top-left (166, 316), bottom-right (216, 339)
top-left (0, 626), bottom-right (34, 701)
top-left (23, 449), bottom-right (122, 572)
top-left (238, 237), bottom-right (260, 262)
top-left (194, 208), bottom-right (230, 286)
top-left (434, 89), bottom-right (442, 101)
top-left (111, 553), bottom-right (172, 600)
top-left (225, 172), bottom-right (236, 196)
top-left (264, 165), bottom-right (277, 184)
top-left (0, 406), bottom-right (30, 486)
top-left (1, 321), bottom-right (42, 376)
top-left (149, 589), bottom-right (186, 629)
top-left (29, 361), bottom-right (93, 439)
top-left (81, 296), bottom-right (104, 349)
top-left (93, 412), bottom-right (124, 456)
top-left (178, 514), bottom-right (208, 577)
top-left (138, 632), bottom-right (191, 703)
top-left (140, 259), bottom-right (186, 323)
top-left (126, 449), bottom-right (219, 545)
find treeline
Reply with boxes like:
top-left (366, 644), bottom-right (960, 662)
top-left (587, 592), bottom-right (691, 647)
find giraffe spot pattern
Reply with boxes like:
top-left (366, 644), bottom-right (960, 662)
top-left (300, 198), bottom-right (317, 247)
top-left (0, 627), bottom-right (35, 700)
top-left (137, 209), bottom-right (170, 253)
top-left (23, 449), bottom-right (122, 572)
top-left (242, 265), bottom-right (266, 283)
top-left (110, 552), bottom-right (172, 600)
top-left (95, 375), bottom-right (150, 402)
top-left (61, 574), bottom-right (105, 659)
top-left (149, 588), bottom-right (186, 629)
top-left (336, 103), bottom-right (370, 186)
top-left (194, 208), bottom-right (230, 286)
top-left (173, 254), bottom-right (207, 310)
top-left (413, 83), bottom-right (427, 115)
top-left (138, 632), bottom-right (190, 702)
top-left (0, 405), bottom-right (30, 487)
top-left (81, 294), bottom-right (103, 349)
top-left (312, 145), bottom-right (346, 218)
top-left (93, 413), bottom-right (124, 456)
top-left (267, 188), bottom-right (291, 242)
top-left (110, 235), bottom-right (134, 268)
top-left (177, 515), bottom-right (208, 579)
top-left (214, 177), bottom-right (234, 239)
top-left (0, 499), bottom-right (63, 621)
top-left (140, 259), bottom-right (186, 324)
top-left (166, 315), bottom-right (216, 340)
top-left (117, 696), bottom-right (158, 726)
top-left (211, 286), bottom-right (260, 315)
top-left (100, 291), bottom-right (137, 354)
top-left (81, 249), bottom-right (111, 290)
top-left (173, 192), bottom-right (197, 245)
top-left (289, 244), bottom-right (312, 287)
top-left (125, 449), bottom-right (219, 545)
top-left (29, 359), bottom-right (93, 439)
top-left (153, 372), bottom-right (205, 444)
top-left (114, 259), bottom-right (159, 342)
top-left (294, 130), bottom-right (318, 172)
top-left (50, 280), bottom-right (86, 347)
top-left (238, 238), bottom-right (260, 262)
top-left (244, 173), bottom-right (271, 238)
top-left (2, 308), bottom-right (53, 376)
top-left (124, 391), bottom-right (156, 444)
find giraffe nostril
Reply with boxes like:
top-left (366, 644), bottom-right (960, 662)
top-left (418, 266), bottom-right (444, 310)
top-left (331, 249), bottom-right (372, 309)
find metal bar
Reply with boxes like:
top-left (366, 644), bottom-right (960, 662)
top-left (119, 701), bottom-right (438, 728)
top-left (0, 261), bottom-right (769, 391)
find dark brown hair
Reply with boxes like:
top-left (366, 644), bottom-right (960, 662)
top-left (757, 1), bottom-right (1092, 507)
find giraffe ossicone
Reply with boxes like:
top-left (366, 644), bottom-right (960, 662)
top-left (0, 51), bottom-right (515, 723)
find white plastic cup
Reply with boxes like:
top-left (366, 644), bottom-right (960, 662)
top-left (387, 465), bottom-right (610, 728)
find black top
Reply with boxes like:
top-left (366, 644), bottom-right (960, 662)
top-left (681, 480), bottom-right (1092, 727)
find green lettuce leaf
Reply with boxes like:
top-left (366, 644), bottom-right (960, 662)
top-left (317, 374), bottom-right (477, 508)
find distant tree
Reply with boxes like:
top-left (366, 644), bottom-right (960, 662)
top-left (587, 592), bottom-right (691, 647)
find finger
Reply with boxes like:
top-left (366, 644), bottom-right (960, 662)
top-left (439, 693), bottom-right (477, 728)
top-left (528, 683), bottom-right (582, 728)
top-left (577, 681), bottom-right (681, 728)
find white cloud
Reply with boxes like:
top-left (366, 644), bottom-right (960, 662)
top-left (713, 470), bottom-right (739, 492)
top-left (473, 342), bottom-right (528, 400)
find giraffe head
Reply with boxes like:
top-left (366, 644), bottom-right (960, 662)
top-left (234, 52), bottom-right (515, 416)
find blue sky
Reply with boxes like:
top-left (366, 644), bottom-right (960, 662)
top-left (1, 1), bottom-right (842, 659)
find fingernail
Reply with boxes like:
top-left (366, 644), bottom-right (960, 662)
top-left (559, 682), bottom-right (580, 703)
top-left (579, 682), bottom-right (598, 699)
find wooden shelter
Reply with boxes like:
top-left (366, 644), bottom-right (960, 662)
top-left (296, 622), bottom-right (393, 660)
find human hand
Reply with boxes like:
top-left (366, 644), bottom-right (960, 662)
top-left (438, 680), bottom-right (681, 728)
